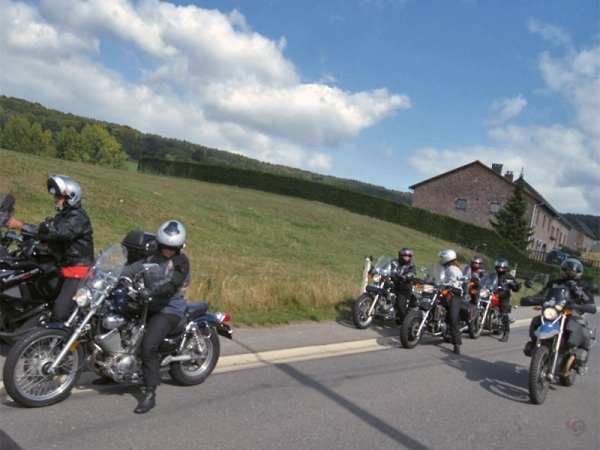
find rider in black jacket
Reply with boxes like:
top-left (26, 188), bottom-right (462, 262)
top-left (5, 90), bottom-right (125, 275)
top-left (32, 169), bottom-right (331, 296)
top-left (391, 247), bottom-right (416, 324)
top-left (494, 259), bottom-right (521, 342)
top-left (6, 175), bottom-right (94, 322)
top-left (523, 258), bottom-right (596, 374)
top-left (469, 256), bottom-right (485, 305)
top-left (121, 220), bottom-right (190, 414)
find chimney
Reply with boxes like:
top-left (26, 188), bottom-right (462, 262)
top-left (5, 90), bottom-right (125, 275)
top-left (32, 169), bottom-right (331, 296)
top-left (504, 171), bottom-right (514, 182)
top-left (492, 163), bottom-right (503, 174)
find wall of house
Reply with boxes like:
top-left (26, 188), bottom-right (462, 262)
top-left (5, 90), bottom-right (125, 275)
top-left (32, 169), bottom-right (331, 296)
top-left (529, 207), bottom-right (570, 254)
top-left (411, 164), bottom-right (517, 229)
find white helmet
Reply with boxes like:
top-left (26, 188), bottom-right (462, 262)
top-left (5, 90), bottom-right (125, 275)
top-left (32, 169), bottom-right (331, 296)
top-left (438, 249), bottom-right (457, 265)
top-left (47, 174), bottom-right (82, 209)
top-left (157, 220), bottom-right (186, 250)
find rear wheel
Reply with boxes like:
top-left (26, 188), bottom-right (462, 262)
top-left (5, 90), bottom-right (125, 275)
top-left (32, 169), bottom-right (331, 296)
top-left (169, 328), bottom-right (220, 386)
top-left (352, 294), bottom-right (375, 329)
top-left (3, 328), bottom-right (83, 408)
top-left (529, 345), bottom-right (551, 405)
top-left (559, 356), bottom-right (577, 387)
top-left (400, 310), bottom-right (424, 349)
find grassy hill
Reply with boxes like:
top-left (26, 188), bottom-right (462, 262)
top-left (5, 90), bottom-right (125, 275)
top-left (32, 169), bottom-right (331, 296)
top-left (0, 149), bottom-right (553, 326)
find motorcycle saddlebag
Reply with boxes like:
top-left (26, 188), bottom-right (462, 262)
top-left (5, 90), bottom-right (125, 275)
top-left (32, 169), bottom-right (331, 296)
top-left (460, 302), bottom-right (477, 322)
top-left (122, 230), bottom-right (157, 264)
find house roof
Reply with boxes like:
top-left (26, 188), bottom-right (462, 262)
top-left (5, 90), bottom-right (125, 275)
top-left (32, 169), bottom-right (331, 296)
top-left (408, 159), bottom-right (553, 210)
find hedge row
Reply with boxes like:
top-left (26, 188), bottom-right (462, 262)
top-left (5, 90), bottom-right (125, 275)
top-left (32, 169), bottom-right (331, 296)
top-left (138, 157), bottom-right (561, 278)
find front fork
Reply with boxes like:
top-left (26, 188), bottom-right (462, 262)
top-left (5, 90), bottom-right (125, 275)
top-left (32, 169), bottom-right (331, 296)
top-left (534, 315), bottom-right (567, 382)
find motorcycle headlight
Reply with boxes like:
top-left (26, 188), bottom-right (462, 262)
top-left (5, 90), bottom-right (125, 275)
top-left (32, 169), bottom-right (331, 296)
top-left (372, 274), bottom-right (382, 284)
top-left (542, 307), bottom-right (558, 321)
top-left (479, 288), bottom-right (490, 298)
top-left (76, 287), bottom-right (92, 308)
top-left (422, 284), bottom-right (435, 294)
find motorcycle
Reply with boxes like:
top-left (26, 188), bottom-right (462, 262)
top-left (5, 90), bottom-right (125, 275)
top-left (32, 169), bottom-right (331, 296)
top-left (400, 263), bottom-right (473, 349)
top-left (521, 279), bottom-right (597, 405)
top-left (353, 255), bottom-right (416, 329)
top-left (3, 242), bottom-right (233, 408)
top-left (0, 226), bottom-right (61, 344)
top-left (469, 272), bottom-right (507, 339)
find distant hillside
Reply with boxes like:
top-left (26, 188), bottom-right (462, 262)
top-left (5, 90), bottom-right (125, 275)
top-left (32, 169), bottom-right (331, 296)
top-left (0, 95), bottom-right (412, 205)
top-left (562, 213), bottom-right (600, 240)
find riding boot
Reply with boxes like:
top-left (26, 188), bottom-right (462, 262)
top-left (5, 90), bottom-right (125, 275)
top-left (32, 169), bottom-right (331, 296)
top-left (453, 344), bottom-right (460, 355)
top-left (134, 386), bottom-right (156, 414)
top-left (500, 315), bottom-right (510, 342)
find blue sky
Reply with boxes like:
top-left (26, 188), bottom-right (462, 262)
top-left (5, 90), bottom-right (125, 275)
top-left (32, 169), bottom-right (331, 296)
top-left (1, 0), bottom-right (599, 214)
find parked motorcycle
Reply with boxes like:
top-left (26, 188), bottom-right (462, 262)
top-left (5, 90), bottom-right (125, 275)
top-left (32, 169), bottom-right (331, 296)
top-left (3, 242), bottom-right (233, 408)
top-left (521, 280), bottom-right (597, 405)
top-left (400, 263), bottom-right (473, 348)
top-left (353, 255), bottom-right (416, 329)
top-left (0, 227), bottom-right (61, 343)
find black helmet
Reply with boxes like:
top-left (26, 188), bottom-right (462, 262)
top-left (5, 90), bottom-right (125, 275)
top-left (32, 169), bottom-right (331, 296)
top-left (560, 258), bottom-right (583, 280)
top-left (399, 247), bottom-right (413, 258)
top-left (495, 258), bottom-right (509, 271)
top-left (471, 256), bottom-right (483, 266)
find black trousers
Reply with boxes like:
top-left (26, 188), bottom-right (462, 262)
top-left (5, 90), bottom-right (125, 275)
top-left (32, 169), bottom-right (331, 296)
top-left (447, 296), bottom-right (462, 346)
top-left (51, 278), bottom-right (80, 323)
top-left (395, 288), bottom-right (412, 319)
top-left (141, 313), bottom-right (182, 387)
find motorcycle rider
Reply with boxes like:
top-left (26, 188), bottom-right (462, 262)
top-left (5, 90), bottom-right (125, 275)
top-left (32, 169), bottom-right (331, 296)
top-left (494, 259), bottom-right (521, 342)
top-left (438, 249), bottom-right (464, 355)
top-left (391, 247), bottom-right (417, 324)
top-left (119, 220), bottom-right (190, 414)
top-left (523, 258), bottom-right (595, 374)
top-left (5, 175), bottom-right (94, 322)
top-left (469, 256), bottom-right (485, 305)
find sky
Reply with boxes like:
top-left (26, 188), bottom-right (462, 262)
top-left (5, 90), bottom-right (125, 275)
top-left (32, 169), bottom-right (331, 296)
top-left (1, 0), bottom-right (599, 215)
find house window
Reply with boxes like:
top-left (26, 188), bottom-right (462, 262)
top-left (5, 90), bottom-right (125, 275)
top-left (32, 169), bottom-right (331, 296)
top-left (456, 199), bottom-right (467, 210)
top-left (489, 203), bottom-right (501, 214)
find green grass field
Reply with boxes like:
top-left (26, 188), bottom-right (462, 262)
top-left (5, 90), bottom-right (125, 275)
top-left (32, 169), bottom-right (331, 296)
top-left (0, 149), bottom-right (559, 326)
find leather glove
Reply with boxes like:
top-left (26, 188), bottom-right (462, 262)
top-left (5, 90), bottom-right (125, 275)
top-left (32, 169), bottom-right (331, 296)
top-left (137, 288), bottom-right (152, 303)
top-left (38, 221), bottom-right (50, 235)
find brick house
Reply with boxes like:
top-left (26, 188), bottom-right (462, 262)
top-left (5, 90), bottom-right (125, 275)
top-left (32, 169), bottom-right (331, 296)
top-left (408, 160), bottom-right (580, 257)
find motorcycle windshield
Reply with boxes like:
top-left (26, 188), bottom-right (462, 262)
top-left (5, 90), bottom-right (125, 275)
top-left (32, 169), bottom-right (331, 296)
top-left (480, 272), bottom-right (499, 290)
top-left (373, 255), bottom-right (395, 277)
top-left (424, 264), bottom-right (447, 284)
top-left (542, 287), bottom-right (568, 307)
top-left (78, 243), bottom-right (128, 292)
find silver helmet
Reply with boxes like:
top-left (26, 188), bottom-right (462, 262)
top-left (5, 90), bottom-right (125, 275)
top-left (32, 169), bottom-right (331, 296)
top-left (157, 220), bottom-right (186, 250)
top-left (47, 175), bottom-right (82, 209)
top-left (438, 249), bottom-right (457, 265)
top-left (560, 258), bottom-right (583, 280)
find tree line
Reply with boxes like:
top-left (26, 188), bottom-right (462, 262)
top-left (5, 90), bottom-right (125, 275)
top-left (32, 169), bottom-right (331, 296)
top-left (0, 96), bottom-right (412, 204)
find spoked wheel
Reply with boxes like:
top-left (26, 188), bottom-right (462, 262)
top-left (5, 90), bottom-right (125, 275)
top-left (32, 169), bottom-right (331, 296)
top-left (352, 294), bottom-right (375, 329)
top-left (3, 328), bottom-right (83, 408)
top-left (169, 328), bottom-right (220, 386)
top-left (529, 345), bottom-right (551, 405)
top-left (400, 310), bottom-right (424, 349)
top-left (469, 311), bottom-right (484, 339)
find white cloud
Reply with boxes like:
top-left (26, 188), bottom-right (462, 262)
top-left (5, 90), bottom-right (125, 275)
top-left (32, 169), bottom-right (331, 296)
top-left (486, 94), bottom-right (527, 125)
top-left (527, 19), bottom-right (571, 46)
top-left (0, 0), bottom-right (410, 171)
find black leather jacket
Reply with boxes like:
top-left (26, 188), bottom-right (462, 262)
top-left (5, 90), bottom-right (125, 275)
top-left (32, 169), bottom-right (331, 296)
top-left (391, 260), bottom-right (416, 292)
top-left (22, 205), bottom-right (94, 267)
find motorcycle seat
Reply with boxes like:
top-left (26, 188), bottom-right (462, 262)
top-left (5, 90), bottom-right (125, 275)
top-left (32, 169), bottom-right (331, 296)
top-left (185, 302), bottom-right (210, 320)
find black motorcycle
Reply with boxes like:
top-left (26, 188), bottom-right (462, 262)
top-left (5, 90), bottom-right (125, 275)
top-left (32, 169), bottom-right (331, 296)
top-left (521, 280), bottom-right (597, 404)
top-left (3, 242), bottom-right (233, 408)
top-left (400, 263), bottom-right (474, 348)
top-left (0, 228), bottom-right (61, 343)
top-left (353, 255), bottom-right (417, 329)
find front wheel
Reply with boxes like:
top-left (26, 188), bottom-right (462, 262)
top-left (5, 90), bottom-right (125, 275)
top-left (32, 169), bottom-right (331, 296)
top-left (469, 311), bottom-right (483, 339)
top-left (3, 328), bottom-right (83, 408)
top-left (169, 328), bottom-right (220, 386)
top-left (400, 310), bottom-right (424, 349)
top-left (529, 345), bottom-right (551, 405)
top-left (352, 294), bottom-right (375, 329)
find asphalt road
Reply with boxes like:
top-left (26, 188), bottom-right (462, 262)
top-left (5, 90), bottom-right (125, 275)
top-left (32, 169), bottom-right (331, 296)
top-left (1, 306), bottom-right (598, 450)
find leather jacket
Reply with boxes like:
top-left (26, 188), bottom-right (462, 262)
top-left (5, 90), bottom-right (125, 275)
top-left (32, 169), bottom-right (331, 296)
top-left (22, 204), bottom-right (94, 267)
